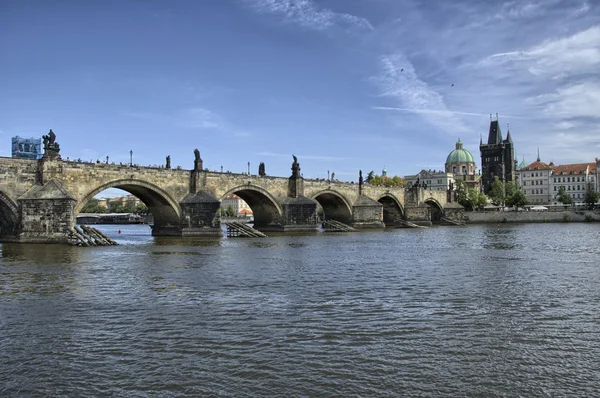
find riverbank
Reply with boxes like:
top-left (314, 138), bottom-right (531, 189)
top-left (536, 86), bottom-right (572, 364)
top-left (465, 209), bottom-right (600, 224)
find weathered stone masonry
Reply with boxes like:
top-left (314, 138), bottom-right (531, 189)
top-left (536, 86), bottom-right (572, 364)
top-left (0, 155), bottom-right (459, 243)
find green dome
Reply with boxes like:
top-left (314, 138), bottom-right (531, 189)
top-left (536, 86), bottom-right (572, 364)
top-left (446, 139), bottom-right (474, 164)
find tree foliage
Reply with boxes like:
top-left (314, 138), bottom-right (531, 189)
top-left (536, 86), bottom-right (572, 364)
top-left (504, 181), bottom-right (528, 208)
top-left (81, 198), bottom-right (108, 213)
top-left (557, 186), bottom-right (573, 205)
top-left (585, 189), bottom-right (599, 207)
top-left (488, 177), bottom-right (505, 206)
top-left (367, 173), bottom-right (405, 187)
top-left (469, 188), bottom-right (488, 211)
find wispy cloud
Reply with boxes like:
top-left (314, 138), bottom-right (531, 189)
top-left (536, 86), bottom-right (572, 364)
top-left (243, 0), bottom-right (373, 31)
top-left (479, 25), bottom-right (600, 78)
top-left (373, 54), bottom-right (470, 134)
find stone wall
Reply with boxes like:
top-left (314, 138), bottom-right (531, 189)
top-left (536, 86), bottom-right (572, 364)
top-left (465, 210), bottom-right (600, 223)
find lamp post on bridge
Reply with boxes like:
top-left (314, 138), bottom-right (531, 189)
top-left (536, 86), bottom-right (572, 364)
top-left (130, 150), bottom-right (133, 167)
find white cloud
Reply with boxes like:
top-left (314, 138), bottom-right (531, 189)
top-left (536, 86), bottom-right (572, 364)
top-left (529, 82), bottom-right (600, 118)
top-left (373, 54), bottom-right (470, 134)
top-left (479, 25), bottom-right (600, 78)
top-left (243, 0), bottom-right (373, 31)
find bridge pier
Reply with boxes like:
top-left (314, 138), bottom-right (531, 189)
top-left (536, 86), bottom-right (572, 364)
top-left (351, 195), bottom-right (385, 229)
top-left (177, 190), bottom-right (223, 237)
top-left (17, 180), bottom-right (77, 243)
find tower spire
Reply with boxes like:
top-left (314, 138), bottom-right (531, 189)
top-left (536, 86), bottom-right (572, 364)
top-left (537, 147), bottom-right (540, 162)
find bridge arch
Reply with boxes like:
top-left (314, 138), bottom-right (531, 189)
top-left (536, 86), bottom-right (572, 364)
top-left (310, 189), bottom-right (353, 224)
top-left (424, 197), bottom-right (444, 223)
top-left (0, 190), bottom-right (19, 238)
top-left (75, 179), bottom-right (182, 229)
top-left (378, 193), bottom-right (404, 226)
top-left (221, 185), bottom-right (283, 228)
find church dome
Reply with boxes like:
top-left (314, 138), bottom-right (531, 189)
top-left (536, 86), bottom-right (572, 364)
top-left (446, 139), bottom-right (474, 164)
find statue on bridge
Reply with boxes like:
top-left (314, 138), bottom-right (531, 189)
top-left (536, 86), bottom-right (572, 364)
top-left (193, 149), bottom-right (203, 171)
top-left (166, 155), bottom-right (171, 169)
top-left (258, 162), bottom-right (266, 177)
top-left (42, 129), bottom-right (61, 160)
top-left (291, 155), bottom-right (301, 178)
top-left (359, 170), bottom-right (363, 195)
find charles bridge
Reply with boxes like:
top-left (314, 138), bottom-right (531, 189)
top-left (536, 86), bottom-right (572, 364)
top-left (0, 135), bottom-right (462, 243)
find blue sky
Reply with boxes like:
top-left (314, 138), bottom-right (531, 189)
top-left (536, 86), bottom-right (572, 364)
top-left (1, 0), bottom-right (599, 188)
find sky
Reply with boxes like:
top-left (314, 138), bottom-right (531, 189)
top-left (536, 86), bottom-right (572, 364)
top-left (1, 0), bottom-right (599, 191)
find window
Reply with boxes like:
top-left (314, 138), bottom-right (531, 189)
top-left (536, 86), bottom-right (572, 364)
top-left (554, 178), bottom-right (557, 183)
top-left (554, 186), bottom-right (557, 191)
top-left (535, 172), bottom-right (538, 177)
top-left (531, 172), bottom-right (534, 177)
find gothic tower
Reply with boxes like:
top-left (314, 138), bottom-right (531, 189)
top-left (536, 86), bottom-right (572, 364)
top-left (480, 114), bottom-right (516, 194)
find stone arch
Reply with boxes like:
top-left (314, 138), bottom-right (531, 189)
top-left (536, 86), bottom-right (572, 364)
top-left (424, 197), bottom-right (444, 223)
top-left (75, 179), bottom-right (182, 229)
top-left (310, 189), bottom-right (353, 224)
top-left (221, 185), bottom-right (283, 228)
top-left (378, 193), bottom-right (404, 226)
top-left (0, 190), bottom-right (19, 238)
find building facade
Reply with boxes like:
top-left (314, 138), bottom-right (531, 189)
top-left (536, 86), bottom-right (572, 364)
top-left (480, 116), bottom-right (516, 194)
top-left (550, 163), bottom-right (596, 205)
top-left (518, 157), bottom-right (553, 204)
top-left (445, 138), bottom-right (481, 191)
top-left (12, 136), bottom-right (42, 159)
top-left (404, 169), bottom-right (454, 191)
top-left (518, 159), bottom-right (598, 205)
top-left (221, 194), bottom-right (252, 217)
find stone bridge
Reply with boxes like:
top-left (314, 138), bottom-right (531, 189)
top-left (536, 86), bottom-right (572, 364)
top-left (0, 154), bottom-right (461, 243)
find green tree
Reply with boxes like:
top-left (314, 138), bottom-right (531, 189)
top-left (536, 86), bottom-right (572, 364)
top-left (488, 176), bottom-right (505, 206)
top-left (81, 198), bottom-right (108, 213)
top-left (134, 203), bottom-right (148, 215)
top-left (366, 170), bottom-right (375, 184)
top-left (469, 188), bottom-right (488, 211)
top-left (369, 174), bottom-right (405, 187)
top-left (585, 188), bottom-right (599, 208)
top-left (557, 186), bottom-right (573, 205)
top-left (226, 205), bottom-right (235, 217)
top-left (505, 182), bottom-right (528, 208)
top-left (455, 180), bottom-right (472, 210)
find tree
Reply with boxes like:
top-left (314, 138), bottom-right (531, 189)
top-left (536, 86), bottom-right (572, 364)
top-left (369, 174), bottom-right (405, 187)
top-left (366, 171), bottom-right (375, 184)
top-left (488, 176), bottom-right (505, 206)
top-left (469, 188), bottom-right (488, 211)
top-left (134, 203), bottom-right (148, 215)
top-left (81, 198), bottom-right (108, 213)
top-left (505, 181), bottom-right (528, 208)
top-left (455, 180), bottom-right (472, 210)
top-left (506, 189), bottom-right (528, 208)
top-left (226, 205), bottom-right (235, 217)
top-left (557, 186), bottom-right (573, 205)
top-left (585, 188), bottom-right (599, 208)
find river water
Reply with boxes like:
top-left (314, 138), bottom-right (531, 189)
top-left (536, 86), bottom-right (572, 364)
top-left (2, 223), bottom-right (600, 397)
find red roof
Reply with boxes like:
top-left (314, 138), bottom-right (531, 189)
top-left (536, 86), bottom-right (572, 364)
top-left (237, 208), bottom-right (253, 215)
top-left (522, 160), bottom-right (553, 171)
top-left (552, 162), bottom-right (596, 175)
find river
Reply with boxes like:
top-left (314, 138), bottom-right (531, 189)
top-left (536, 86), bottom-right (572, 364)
top-left (2, 223), bottom-right (600, 397)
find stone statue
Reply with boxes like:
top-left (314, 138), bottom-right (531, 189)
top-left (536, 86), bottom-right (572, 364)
top-left (166, 155), bottom-right (171, 169)
top-left (331, 172), bottom-right (335, 181)
top-left (193, 149), bottom-right (203, 171)
top-left (258, 162), bottom-right (266, 177)
top-left (42, 129), bottom-right (61, 159)
top-left (359, 170), bottom-right (363, 195)
top-left (291, 154), bottom-right (301, 178)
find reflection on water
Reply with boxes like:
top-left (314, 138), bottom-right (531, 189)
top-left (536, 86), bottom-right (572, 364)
top-left (2, 223), bottom-right (600, 397)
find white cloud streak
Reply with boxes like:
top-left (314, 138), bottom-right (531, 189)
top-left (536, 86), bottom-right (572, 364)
top-left (374, 54), bottom-right (470, 134)
top-left (243, 0), bottom-right (373, 31)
